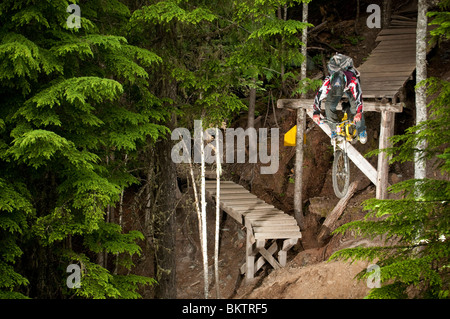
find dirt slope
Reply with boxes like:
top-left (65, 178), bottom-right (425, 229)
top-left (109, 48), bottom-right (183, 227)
top-left (240, 258), bottom-right (371, 299)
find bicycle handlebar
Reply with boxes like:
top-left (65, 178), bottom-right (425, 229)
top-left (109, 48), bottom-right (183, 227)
top-left (317, 114), bottom-right (356, 126)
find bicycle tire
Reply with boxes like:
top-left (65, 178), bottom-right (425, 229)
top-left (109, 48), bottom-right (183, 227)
top-left (332, 149), bottom-right (350, 199)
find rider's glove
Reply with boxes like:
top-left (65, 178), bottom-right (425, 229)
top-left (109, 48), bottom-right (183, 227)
top-left (354, 113), bottom-right (362, 123)
top-left (313, 114), bottom-right (321, 125)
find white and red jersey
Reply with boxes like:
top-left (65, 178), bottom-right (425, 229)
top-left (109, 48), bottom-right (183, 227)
top-left (313, 70), bottom-right (364, 115)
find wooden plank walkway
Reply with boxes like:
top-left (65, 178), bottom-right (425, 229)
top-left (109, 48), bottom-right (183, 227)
top-left (204, 180), bottom-right (302, 279)
top-left (359, 23), bottom-right (434, 100)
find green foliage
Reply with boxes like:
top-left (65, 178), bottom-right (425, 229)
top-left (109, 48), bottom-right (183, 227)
top-left (132, 0), bottom-right (216, 25)
top-left (130, 0), bottom-right (249, 127)
top-left (63, 251), bottom-right (156, 299)
top-left (0, 0), bottom-right (164, 298)
top-left (330, 79), bottom-right (450, 299)
top-left (230, 0), bottom-right (312, 97)
top-left (428, 0), bottom-right (450, 41)
top-left (130, 0), bottom-right (313, 127)
top-left (0, 179), bottom-right (32, 299)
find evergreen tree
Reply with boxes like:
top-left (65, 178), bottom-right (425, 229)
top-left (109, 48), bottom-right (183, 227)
top-left (0, 0), bottom-right (166, 298)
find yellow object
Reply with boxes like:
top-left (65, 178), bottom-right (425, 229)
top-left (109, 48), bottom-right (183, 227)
top-left (284, 125), bottom-right (297, 147)
top-left (336, 113), bottom-right (357, 142)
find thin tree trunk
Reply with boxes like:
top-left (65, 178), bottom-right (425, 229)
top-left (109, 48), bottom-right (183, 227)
top-left (200, 121), bottom-right (209, 299)
top-left (114, 154), bottom-right (128, 275)
top-left (153, 77), bottom-right (178, 299)
top-left (300, 4), bottom-right (308, 91)
top-left (294, 3), bottom-right (308, 230)
top-left (114, 188), bottom-right (125, 275)
top-left (214, 128), bottom-right (221, 299)
top-left (415, 0), bottom-right (428, 181)
top-left (188, 161), bottom-right (201, 237)
top-left (383, 0), bottom-right (393, 28)
top-left (355, 0), bottom-right (360, 34)
top-left (153, 138), bottom-right (177, 299)
top-left (248, 79), bottom-right (256, 129)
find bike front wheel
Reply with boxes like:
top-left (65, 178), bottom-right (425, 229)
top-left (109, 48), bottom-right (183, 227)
top-left (332, 150), bottom-right (350, 199)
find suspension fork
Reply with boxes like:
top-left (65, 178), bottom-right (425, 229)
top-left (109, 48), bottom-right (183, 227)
top-left (342, 139), bottom-right (349, 173)
top-left (334, 137), bottom-right (349, 173)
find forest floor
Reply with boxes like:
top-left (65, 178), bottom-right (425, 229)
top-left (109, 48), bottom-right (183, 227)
top-left (172, 13), bottom-right (450, 299)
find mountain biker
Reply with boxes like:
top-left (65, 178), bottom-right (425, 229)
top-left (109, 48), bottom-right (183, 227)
top-left (312, 54), bottom-right (367, 144)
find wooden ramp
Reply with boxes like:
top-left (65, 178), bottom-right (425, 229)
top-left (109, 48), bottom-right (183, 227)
top-left (204, 180), bottom-right (302, 279)
top-left (358, 12), bottom-right (436, 101)
top-left (359, 26), bottom-right (432, 100)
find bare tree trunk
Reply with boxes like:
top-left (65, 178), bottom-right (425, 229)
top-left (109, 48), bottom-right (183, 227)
top-left (214, 128), bottom-right (222, 299)
top-left (415, 0), bottom-right (428, 181)
top-left (114, 154), bottom-right (128, 275)
top-left (152, 77), bottom-right (178, 299)
top-left (114, 188), bottom-right (125, 275)
top-left (153, 138), bottom-right (177, 299)
top-left (355, 0), bottom-right (360, 34)
top-left (294, 3), bottom-right (308, 230)
top-left (280, 5), bottom-right (288, 92)
top-left (248, 79), bottom-right (256, 129)
top-left (383, 0), bottom-right (393, 28)
top-left (200, 121), bottom-right (209, 299)
top-left (300, 4), bottom-right (308, 93)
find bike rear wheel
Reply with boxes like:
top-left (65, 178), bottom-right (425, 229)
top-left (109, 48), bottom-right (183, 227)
top-left (332, 149), bottom-right (350, 198)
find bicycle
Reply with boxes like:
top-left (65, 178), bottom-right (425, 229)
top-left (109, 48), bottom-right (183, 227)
top-left (319, 113), bottom-right (358, 199)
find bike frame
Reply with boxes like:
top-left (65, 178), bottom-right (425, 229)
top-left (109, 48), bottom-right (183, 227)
top-left (319, 114), bottom-right (357, 148)
top-left (332, 136), bottom-right (349, 176)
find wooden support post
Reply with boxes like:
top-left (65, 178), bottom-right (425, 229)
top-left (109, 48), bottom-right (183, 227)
top-left (376, 110), bottom-right (395, 199)
top-left (245, 220), bottom-right (256, 280)
top-left (294, 108), bottom-right (305, 229)
top-left (257, 239), bottom-right (282, 270)
top-left (255, 241), bottom-right (278, 273)
top-left (278, 238), bottom-right (298, 266)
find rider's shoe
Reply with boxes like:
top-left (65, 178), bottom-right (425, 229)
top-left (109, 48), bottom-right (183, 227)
top-left (331, 131), bottom-right (337, 140)
top-left (359, 130), bottom-right (367, 144)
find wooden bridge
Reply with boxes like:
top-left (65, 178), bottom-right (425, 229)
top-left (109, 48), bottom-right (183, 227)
top-left (204, 180), bottom-right (301, 280)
